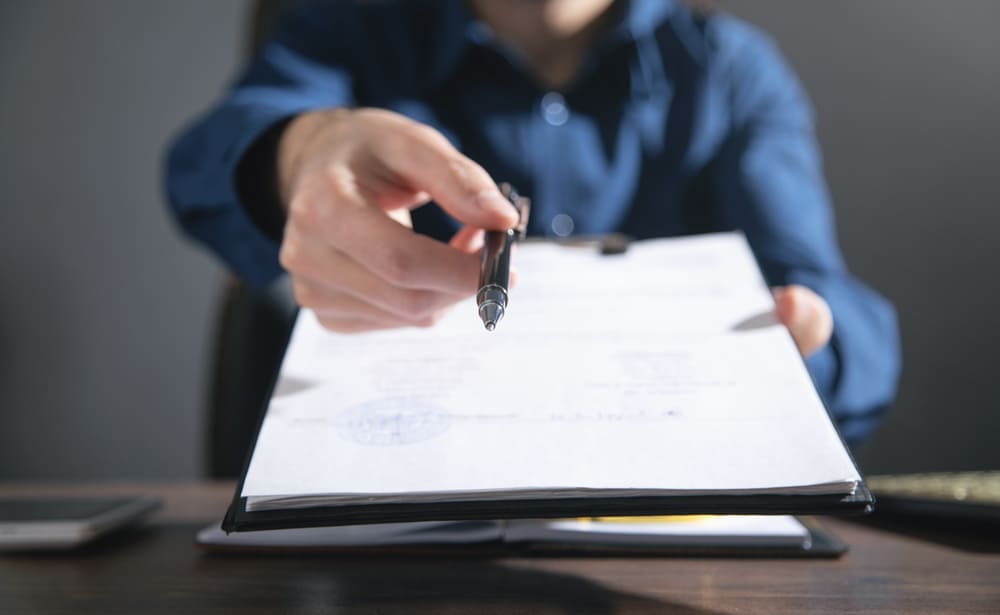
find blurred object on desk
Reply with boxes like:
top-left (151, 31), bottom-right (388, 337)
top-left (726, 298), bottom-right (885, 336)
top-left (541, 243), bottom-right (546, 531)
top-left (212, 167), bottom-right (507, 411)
top-left (868, 471), bottom-right (1000, 522)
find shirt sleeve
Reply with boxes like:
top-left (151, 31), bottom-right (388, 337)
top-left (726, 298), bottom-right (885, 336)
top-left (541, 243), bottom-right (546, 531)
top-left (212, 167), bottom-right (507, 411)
top-left (163, 2), bottom-right (362, 288)
top-left (707, 19), bottom-right (901, 444)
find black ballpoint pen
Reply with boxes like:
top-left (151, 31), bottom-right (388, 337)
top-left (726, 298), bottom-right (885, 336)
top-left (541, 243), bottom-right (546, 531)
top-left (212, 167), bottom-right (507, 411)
top-left (476, 184), bottom-right (530, 331)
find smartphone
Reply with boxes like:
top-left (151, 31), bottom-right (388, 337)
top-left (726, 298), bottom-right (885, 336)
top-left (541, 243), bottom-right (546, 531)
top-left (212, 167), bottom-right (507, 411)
top-left (0, 496), bottom-right (160, 551)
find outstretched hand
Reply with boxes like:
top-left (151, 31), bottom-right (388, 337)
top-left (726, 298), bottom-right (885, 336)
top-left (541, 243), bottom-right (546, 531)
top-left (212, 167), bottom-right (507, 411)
top-left (277, 108), bottom-right (518, 333)
top-left (772, 285), bottom-right (833, 357)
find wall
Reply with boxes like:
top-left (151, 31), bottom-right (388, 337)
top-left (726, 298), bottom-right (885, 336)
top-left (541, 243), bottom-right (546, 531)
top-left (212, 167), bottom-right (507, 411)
top-left (726, 1), bottom-right (1000, 473)
top-left (0, 1), bottom-right (997, 479)
top-left (0, 0), bottom-right (246, 478)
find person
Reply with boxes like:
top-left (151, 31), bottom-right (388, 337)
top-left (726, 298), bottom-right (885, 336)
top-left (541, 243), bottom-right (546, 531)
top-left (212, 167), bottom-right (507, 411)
top-left (165, 0), bottom-right (900, 444)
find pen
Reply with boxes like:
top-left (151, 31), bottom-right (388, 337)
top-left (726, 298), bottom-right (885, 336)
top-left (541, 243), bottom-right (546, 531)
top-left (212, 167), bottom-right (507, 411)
top-left (476, 183), bottom-right (530, 331)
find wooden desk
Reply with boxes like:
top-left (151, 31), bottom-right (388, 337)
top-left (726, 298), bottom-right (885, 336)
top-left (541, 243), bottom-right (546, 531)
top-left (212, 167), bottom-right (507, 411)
top-left (2, 482), bottom-right (998, 614)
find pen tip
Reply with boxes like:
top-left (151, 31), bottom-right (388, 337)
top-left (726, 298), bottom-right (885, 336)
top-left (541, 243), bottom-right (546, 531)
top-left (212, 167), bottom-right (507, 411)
top-left (479, 302), bottom-right (504, 331)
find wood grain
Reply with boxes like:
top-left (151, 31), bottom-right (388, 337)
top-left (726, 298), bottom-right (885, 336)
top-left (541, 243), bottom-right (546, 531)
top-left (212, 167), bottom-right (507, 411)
top-left (1, 482), bottom-right (998, 614)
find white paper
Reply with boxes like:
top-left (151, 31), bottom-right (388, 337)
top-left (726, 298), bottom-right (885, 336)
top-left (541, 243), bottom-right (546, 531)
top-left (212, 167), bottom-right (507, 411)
top-left (241, 233), bottom-right (860, 510)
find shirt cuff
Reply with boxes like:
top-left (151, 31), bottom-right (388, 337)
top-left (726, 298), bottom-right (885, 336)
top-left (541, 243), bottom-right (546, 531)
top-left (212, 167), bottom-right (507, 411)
top-left (235, 115), bottom-right (296, 244)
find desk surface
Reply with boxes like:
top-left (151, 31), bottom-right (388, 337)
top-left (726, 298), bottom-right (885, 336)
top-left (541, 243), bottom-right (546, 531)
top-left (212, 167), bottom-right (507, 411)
top-left (1, 482), bottom-right (998, 614)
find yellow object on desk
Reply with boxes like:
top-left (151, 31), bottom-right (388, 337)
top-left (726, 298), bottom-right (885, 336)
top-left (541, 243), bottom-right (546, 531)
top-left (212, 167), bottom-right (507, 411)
top-left (579, 515), bottom-right (717, 524)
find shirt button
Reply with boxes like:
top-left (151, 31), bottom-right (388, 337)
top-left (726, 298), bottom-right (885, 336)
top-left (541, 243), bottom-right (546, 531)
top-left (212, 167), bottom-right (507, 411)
top-left (540, 92), bottom-right (569, 126)
top-left (551, 213), bottom-right (575, 237)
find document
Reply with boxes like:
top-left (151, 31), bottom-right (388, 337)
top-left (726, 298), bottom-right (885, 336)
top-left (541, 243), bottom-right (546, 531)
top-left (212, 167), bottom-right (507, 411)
top-left (239, 233), bottom-right (862, 516)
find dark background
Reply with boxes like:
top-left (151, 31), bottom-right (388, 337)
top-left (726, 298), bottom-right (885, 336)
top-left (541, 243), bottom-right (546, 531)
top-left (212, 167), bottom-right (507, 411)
top-left (1, 0), bottom-right (997, 479)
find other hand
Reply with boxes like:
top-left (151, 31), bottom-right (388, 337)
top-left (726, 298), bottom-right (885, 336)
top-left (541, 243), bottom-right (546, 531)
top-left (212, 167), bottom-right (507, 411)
top-left (277, 108), bottom-right (519, 333)
top-left (772, 285), bottom-right (833, 357)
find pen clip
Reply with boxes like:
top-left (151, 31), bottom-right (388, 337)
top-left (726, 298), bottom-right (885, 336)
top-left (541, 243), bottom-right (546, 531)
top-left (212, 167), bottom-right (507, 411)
top-left (499, 183), bottom-right (531, 240)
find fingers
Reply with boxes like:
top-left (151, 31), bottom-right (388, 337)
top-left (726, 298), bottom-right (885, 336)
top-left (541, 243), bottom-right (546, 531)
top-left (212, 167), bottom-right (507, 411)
top-left (335, 205), bottom-right (484, 295)
top-left (448, 225), bottom-right (486, 254)
top-left (286, 173), bottom-right (483, 296)
top-left (282, 225), bottom-right (469, 324)
top-left (371, 117), bottom-right (519, 230)
top-left (773, 285), bottom-right (834, 357)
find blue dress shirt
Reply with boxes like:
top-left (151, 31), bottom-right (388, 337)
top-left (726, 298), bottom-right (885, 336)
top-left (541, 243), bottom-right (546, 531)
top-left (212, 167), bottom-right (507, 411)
top-left (165, 0), bottom-right (900, 443)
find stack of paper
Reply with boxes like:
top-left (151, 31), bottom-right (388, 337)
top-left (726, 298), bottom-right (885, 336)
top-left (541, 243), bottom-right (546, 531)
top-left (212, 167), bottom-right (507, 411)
top-left (229, 233), bottom-right (866, 529)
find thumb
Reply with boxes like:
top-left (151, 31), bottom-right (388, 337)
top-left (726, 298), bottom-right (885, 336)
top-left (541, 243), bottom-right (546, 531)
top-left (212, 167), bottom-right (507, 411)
top-left (773, 285), bottom-right (833, 357)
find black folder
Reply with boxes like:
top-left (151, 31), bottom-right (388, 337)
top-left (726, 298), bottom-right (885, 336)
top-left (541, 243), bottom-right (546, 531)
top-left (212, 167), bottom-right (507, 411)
top-left (223, 489), bottom-right (871, 533)
top-left (205, 515), bottom-right (848, 558)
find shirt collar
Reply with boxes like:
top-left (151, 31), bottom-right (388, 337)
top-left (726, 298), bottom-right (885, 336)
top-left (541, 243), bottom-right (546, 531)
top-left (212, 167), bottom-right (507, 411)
top-left (427, 0), bottom-right (677, 89)
top-left (426, 0), bottom-right (479, 89)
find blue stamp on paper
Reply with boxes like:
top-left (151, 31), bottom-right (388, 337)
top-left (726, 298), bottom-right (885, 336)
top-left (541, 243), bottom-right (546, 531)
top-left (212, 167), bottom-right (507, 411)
top-left (336, 398), bottom-right (450, 446)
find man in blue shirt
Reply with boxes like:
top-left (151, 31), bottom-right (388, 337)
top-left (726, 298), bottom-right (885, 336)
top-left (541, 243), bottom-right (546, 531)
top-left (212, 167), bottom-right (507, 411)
top-left (166, 0), bottom-right (900, 443)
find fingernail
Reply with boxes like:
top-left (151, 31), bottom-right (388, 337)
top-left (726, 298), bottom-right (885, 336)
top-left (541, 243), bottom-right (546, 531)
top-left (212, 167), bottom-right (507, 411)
top-left (475, 190), bottom-right (518, 218)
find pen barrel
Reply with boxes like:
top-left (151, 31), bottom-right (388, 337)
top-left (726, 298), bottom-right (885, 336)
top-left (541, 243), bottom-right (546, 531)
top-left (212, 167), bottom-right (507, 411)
top-left (477, 228), bottom-right (514, 293)
top-left (476, 228), bottom-right (514, 330)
